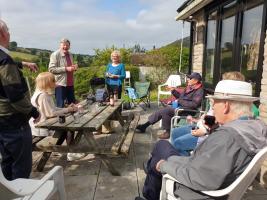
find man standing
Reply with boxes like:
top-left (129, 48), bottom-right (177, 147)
top-left (49, 39), bottom-right (85, 161)
top-left (136, 80), bottom-right (267, 200)
top-left (49, 38), bottom-right (78, 108)
top-left (0, 19), bottom-right (40, 180)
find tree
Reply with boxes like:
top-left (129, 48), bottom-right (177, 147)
top-left (92, 47), bottom-right (132, 66)
top-left (9, 41), bottom-right (17, 51)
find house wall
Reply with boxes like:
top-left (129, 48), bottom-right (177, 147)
top-left (192, 14), bottom-right (267, 183)
top-left (191, 10), bottom-right (205, 74)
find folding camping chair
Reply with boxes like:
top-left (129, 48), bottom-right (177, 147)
top-left (124, 81), bottom-right (150, 110)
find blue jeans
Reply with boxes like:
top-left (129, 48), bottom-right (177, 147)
top-left (0, 124), bottom-right (32, 180)
top-left (55, 86), bottom-right (75, 107)
top-left (170, 125), bottom-right (198, 156)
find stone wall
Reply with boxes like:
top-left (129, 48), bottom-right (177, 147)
top-left (138, 66), bottom-right (156, 81)
top-left (191, 10), bottom-right (205, 74)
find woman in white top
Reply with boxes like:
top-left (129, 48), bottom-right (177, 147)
top-left (29, 72), bottom-right (85, 161)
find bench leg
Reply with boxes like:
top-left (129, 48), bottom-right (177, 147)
top-left (36, 152), bottom-right (52, 172)
top-left (35, 133), bottom-right (67, 172)
top-left (100, 155), bottom-right (120, 176)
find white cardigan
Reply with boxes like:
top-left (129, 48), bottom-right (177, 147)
top-left (29, 90), bottom-right (69, 136)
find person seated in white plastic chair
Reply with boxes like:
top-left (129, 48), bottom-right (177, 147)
top-left (135, 80), bottom-right (267, 200)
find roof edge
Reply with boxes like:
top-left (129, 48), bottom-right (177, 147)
top-left (175, 0), bottom-right (213, 21)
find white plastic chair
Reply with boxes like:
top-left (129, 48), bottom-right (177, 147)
top-left (0, 153), bottom-right (66, 200)
top-left (158, 75), bottom-right (182, 106)
top-left (160, 146), bottom-right (267, 200)
top-left (124, 71), bottom-right (131, 87)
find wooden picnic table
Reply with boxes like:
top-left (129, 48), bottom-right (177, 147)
top-left (32, 100), bottom-right (140, 176)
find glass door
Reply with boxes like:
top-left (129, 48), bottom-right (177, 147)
top-left (204, 11), bottom-right (217, 84)
top-left (240, 1), bottom-right (264, 87)
top-left (219, 0), bottom-right (237, 75)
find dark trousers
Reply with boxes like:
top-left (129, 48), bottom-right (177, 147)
top-left (148, 106), bottom-right (175, 132)
top-left (55, 86), bottom-right (76, 107)
top-left (106, 84), bottom-right (122, 99)
top-left (0, 124), bottom-right (32, 180)
top-left (143, 140), bottom-right (180, 200)
top-left (148, 107), bottom-right (192, 132)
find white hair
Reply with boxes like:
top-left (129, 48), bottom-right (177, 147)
top-left (229, 100), bottom-right (253, 117)
top-left (111, 50), bottom-right (121, 59)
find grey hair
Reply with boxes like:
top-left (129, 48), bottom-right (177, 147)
top-left (60, 38), bottom-right (70, 45)
top-left (0, 19), bottom-right (8, 34)
top-left (229, 100), bottom-right (253, 117)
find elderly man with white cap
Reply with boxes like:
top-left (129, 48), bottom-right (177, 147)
top-left (135, 80), bottom-right (267, 200)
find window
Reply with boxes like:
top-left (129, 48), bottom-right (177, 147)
top-left (204, 11), bottom-right (217, 84)
top-left (203, 0), bottom-right (265, 95)
top-left (240, 2), bottom-right (264, 84)
top-left (220, 1), bottom-right (237, 75)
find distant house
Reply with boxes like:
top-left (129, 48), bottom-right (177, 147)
top-left (176, 0), bottom-right (267, 122)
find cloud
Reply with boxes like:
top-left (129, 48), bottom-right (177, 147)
top-left (0, 0), bottom-right (189, 54)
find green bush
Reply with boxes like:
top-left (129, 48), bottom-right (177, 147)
top-left (125, 65), bottom-right (139, 87)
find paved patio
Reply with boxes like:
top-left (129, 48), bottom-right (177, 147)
top-left (31, 102), bottom-right (267, 200)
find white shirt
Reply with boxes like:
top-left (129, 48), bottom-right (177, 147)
top-left (0, 45), bottom-right (10, 55)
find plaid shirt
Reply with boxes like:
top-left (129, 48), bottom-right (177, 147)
top-left (171, 83), bottom-right (203, 110)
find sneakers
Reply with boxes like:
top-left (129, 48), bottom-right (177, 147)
top-left (158, 131), bottom-right (170, 139)
top-left (135, 197), bottom-right (146, 200)
top-left (67, 153), bottom-right (86, 161)
top-left (136, 124), bottom-right (146, 133)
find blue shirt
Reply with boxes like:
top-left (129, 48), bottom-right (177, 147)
top-left (105, 63), bottom-right (126, 86)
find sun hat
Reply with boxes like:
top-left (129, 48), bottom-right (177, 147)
top-left (206, 80), bottom-right (259, 102)
top-left (187, 72), bottom-right (202, 82)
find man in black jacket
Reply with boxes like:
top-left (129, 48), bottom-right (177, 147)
top-left (0, 19), bottom-right (40, 180)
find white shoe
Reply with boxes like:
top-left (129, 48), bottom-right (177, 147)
top-left (67, 153), bottom-right (86, 161)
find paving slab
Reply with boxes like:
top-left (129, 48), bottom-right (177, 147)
top-left (95, 175), bottom-right (139, 200)
top-left (30, 102), bottom-right (267, 200)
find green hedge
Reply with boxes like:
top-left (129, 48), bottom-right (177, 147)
top-left (74, 65), bottom-right (140, 98)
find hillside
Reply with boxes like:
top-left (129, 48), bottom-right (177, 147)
top-left (10, 51), bottom-right (38, 61)
top-left (164, 36), bottom-right (190, 48)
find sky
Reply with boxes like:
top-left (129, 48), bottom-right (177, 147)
top-left (0, 0), bottom-right (190, 55)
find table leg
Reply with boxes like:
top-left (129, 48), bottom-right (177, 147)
top-left (83, 131), bottom-right (121, 176)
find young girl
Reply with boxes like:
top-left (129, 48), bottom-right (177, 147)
top-left (105, 50), bottom-right (126, 106)
top-left (29, 72), bottom-right (85, 161)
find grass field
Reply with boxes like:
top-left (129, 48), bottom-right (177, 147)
top-left (10, 51), bottom-right (38, 61)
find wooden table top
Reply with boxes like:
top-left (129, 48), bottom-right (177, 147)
top-left (36, 101), bottom-right (122, 132)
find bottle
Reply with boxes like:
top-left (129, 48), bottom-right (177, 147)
top-left (73, 112), bottom-right (80, 124)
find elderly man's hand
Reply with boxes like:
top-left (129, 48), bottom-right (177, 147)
top-left (22, 61), bottom-right (38, 72)
top-left (156, 159), bottom-right (165, 172)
